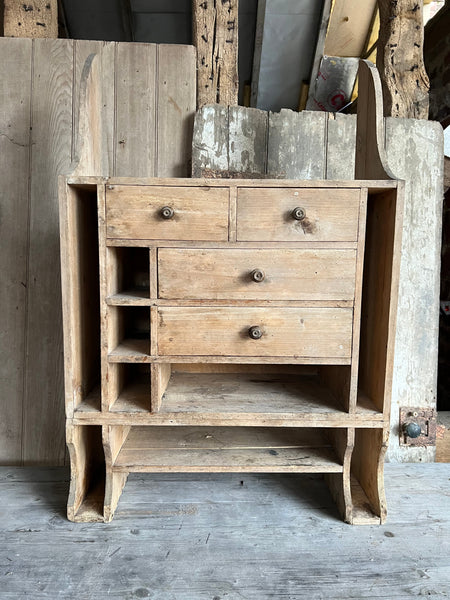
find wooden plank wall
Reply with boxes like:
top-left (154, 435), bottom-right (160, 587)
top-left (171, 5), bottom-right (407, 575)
top-left (192, 105), bottom-right (443, 462)
top-left (0, 38), bottom-right (196, 465)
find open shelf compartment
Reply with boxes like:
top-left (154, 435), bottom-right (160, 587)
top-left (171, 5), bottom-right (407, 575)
top-left (108, 305), bottom-right (151, 360)
top-left (106, 246), bottom-right (150, 305)
top-left (113, 426), bottom-right (343, 473)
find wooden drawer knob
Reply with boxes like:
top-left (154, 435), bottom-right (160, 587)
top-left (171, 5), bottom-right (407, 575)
top-left (248, 326), bottom-right (263, 340)
top-left (292, 206), bottom-right (306, 221)
top-left (160, 206), bottom-right (174, 220)
top-left (251, 268), bottom-right (265, 283)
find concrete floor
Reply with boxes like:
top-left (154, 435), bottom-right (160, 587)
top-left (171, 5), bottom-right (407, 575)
top-left (1, 464), bottom-right (450, 599)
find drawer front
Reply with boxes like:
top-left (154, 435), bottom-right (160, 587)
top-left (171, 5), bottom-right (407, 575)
top-left (157, 307), bottom-right (353, 357)
top-left (106, 185), bottom-right (229, 240)
top-left (158, 248), bottom-right (357, 301)
top-left (236, 188), bottom-right (360, 242)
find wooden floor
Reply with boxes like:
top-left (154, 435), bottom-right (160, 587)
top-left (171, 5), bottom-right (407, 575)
top-left (1, 465), bottom-right (450, 599)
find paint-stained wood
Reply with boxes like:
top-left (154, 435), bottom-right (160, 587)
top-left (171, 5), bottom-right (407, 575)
top-left (0, 37), bottom-right (32, 464)
top-left (3, 0), bottom-right (58, 38)
top-left (268, 111), bottom-right (327, 179)
top-left (193, 0), bottom-right (238, 107)
top-left (377, 0), bottom-right (429, 119)
top-left (158, 248), bottom-right (357, 301)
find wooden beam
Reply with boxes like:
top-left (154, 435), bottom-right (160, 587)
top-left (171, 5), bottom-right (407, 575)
top-left (3, 0), bottom-right (58, 38)
top-left (193, 0), bottom-right (238, 108)
top-left (376, 0), bottom-right (429, 119)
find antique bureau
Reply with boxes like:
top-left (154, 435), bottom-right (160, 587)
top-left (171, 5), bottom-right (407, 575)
top-left (59, 173), bottom-right (403, 524)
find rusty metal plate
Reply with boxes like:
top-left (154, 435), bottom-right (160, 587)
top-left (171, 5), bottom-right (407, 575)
top-left (399, 407), bottom-right (436, 446)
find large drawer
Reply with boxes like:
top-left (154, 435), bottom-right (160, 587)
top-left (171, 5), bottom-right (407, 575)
top-left (106, 185), bottom-right (229, 240)
top-left (157, 307), bottom-right (353, 357)
top-left (158, 248), bottom-right (357, 301)
top-left (236, 188), bottom-right (360, 242)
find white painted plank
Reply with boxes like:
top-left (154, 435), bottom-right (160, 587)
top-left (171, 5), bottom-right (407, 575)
top-left (267, 110), bottom-right (327, 178)
top-left (326, 113), bottom-right (356, 179)
top-left (385, 118), bottom-right (444, 462)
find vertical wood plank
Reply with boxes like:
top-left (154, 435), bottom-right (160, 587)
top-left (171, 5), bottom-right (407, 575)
top-left (267, 110), bottom-right (327, 179)
top-left (156, 44), bottom-right (196, 178)
top-left (73, 40), bottom-right (116, 176)
top-left (385, 117), bottom-right (443, 462)
top-left (191, 105), bottom-right (229, 178)
top-left (326, 113), bottom-right (356, 179)
top-left (115, 43), bottom-right (157, 177)
top-left (22, 39), bottom-right (74, 466)
top-left (228, 106), bottom-right (268, 176)
top-left (0, 38), bottom-right (32, 464)
top-left (193, 0), bottom-right (238, 107)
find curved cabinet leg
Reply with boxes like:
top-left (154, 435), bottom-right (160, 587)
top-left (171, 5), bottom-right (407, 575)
top-left (66, 423), bottom-right (105, 522)
top-left (350, 428), bottom-right (388, 524)
top-left (324, 428), bottom-right (354, 523)
top-left (103, 425), bottom-right (130, 522)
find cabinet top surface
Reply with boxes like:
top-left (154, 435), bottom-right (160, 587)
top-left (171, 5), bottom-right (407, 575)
top-left (64, 175), bottom-right (400, 191)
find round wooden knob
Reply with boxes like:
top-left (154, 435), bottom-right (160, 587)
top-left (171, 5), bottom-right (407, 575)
top-left (292, 206), bottom-right (306, 221)
top-left (251, 268), bottom-right (265, 283)
top-left (248, 326), bottom-right (263, 340)
top-left (160, 206), bottom-right (174, 219)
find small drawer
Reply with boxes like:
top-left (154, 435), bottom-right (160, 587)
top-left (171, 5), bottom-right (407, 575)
top-left (157, 307), bottom-right (353, 358)
top-left (236, 188), bottom-right (360, 242)
top-left (158, 248), bottom-right (357, 301)
top-left (106, 185), bottom-right (229, 240)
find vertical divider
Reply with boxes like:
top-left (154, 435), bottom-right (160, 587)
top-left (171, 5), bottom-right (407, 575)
top-left (150, 247), bottom-right (158, 300)
top-left (151, 364), bottom-right (172, 412)
top-left (349, 188), bottom-right (368, 412)
top-left (98, 184), bottom-right (114, 412)
top-left (103, 424), bottom-right (130, 522)
top-left (324, 427), bottom-right (354, 523)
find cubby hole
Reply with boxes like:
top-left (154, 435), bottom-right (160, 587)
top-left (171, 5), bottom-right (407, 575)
top-left (106, 246), bottom-right (150, 302)
top-left (109, 363), bottom-right (151, 413)
top-left (108, 306), bottom-right (151, 359)
top-left (153, 364), bottom-right (353, 418)
top-left (67, 186), bottom-right (101, 412)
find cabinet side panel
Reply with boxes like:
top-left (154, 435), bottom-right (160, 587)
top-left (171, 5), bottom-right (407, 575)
top-left (61, 184), bottom-right (101, 415)
top-left (358, 189), bottom-right (401, 414)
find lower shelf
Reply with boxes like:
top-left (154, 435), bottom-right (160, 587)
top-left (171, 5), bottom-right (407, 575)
top-left (113, 426), bottom-right (343, 473)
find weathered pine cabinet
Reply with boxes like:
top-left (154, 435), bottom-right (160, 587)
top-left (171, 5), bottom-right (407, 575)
top-left (59, 173), bottom-right (403, 524)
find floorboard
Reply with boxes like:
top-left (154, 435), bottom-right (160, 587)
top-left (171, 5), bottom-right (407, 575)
top-left (1, 464), bottom-right (449, 599)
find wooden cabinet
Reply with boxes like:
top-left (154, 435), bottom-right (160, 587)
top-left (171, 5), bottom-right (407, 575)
top-left (59, 177), bottom-right (403, 524)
